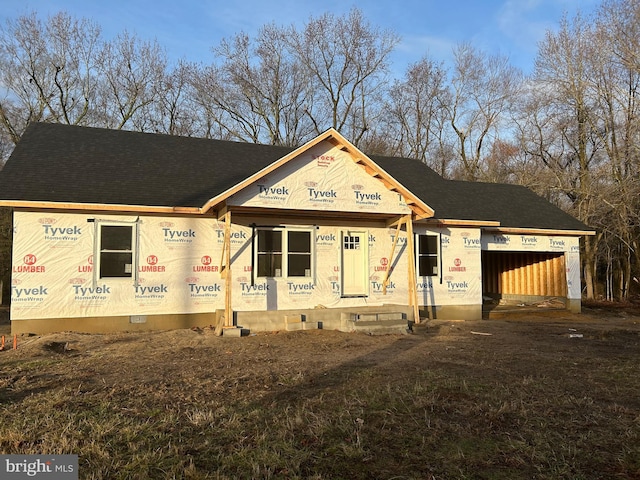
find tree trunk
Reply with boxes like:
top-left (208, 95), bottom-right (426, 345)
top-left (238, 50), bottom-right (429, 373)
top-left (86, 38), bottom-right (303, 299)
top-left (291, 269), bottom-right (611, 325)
top-left (583, 235), bottom-right (598, 300)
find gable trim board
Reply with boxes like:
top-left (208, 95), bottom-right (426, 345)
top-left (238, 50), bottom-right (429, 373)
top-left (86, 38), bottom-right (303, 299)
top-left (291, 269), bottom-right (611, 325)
top-left (0, 123), bottom-right (594, 334)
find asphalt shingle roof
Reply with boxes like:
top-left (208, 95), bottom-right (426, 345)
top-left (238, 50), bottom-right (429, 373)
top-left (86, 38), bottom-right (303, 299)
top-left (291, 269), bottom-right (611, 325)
top-left (0, 122), bottom-right (294, 207)
top-left (0, 122), bottom-right (591, 232)
top-left (373, 156), bottom-right (591, 231)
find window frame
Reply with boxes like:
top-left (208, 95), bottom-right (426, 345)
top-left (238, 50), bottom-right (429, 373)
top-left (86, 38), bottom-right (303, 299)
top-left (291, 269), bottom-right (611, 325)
top-left (253, 227), bottom-right (315, 280)
top-left (94, 221), bottom-right (139, 282)
top-left (417, 233), bottom-right (439, 277)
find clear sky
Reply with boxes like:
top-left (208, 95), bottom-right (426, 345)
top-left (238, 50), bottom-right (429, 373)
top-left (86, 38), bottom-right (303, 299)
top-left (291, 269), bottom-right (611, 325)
top-left (2, 0), bottom-right (601, 76)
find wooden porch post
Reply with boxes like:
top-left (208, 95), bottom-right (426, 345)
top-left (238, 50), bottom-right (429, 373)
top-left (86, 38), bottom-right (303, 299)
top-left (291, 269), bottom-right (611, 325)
top-left (223, 211), bottom-right (232, 328)
top-left (215, 209), bottom-right (233, 335)
top-left (405, 214), bottom-right (420, 324)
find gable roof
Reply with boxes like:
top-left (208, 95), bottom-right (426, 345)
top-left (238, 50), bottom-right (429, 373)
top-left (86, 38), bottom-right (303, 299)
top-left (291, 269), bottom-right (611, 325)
top-left (0, 122), bottom-right (592, 233)
top-left (197, 127), bottom-right (434, 218)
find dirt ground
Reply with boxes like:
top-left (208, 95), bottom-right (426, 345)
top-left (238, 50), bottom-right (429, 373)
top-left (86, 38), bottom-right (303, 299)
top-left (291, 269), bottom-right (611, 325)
top-left (0, 304), bottom-right (640, 376)
top-left (1, 302), bottom-right (640, 478)
top-left (2, 302), bottom-right (639, 390)
top-left (0, 303), bottom-right (640, 358)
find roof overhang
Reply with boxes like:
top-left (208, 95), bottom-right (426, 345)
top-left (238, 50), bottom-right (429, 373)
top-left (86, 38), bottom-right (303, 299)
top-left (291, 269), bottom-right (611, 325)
top-left (417, 218), bottom-right (595, 236)
top-left (483, 226), bottom-right (596, 236)
top-left (0, 200), bottom-right (201, 214)
top-left (216, 205), bottom-right (408, 222)
top-left (418, 218), bottom-right (501, 228)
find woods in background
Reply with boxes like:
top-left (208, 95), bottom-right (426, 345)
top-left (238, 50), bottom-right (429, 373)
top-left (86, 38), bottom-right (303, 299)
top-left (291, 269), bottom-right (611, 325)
top-left (0, 0), bottom-right (638, 302)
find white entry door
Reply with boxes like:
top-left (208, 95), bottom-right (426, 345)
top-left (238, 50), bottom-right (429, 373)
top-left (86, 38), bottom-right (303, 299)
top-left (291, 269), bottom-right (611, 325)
top-left (341, 230), bottom-right (369, 297)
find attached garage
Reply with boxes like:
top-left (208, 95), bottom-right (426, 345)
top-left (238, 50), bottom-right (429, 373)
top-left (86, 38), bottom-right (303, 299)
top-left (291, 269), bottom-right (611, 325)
top-left (482, 251), bottom-right (567, 299)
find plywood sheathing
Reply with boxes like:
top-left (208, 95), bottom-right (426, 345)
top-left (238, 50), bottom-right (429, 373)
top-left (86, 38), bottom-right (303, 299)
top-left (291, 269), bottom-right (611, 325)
top-left (482, 251), bottom-right (567, 297)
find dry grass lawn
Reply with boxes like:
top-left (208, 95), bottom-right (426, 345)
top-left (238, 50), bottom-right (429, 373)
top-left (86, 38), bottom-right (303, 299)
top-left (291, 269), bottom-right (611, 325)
top-left (1, 303), bottom-right (640, 479)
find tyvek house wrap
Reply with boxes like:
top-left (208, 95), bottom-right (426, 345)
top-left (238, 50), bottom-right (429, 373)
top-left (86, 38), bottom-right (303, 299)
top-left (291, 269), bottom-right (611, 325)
top-left (10, 213), bottom-right (580, 320)
top-left (414, 226), bottom-right (483, 307)
top-left (11, 211), bottom-right (421, 319)
top-left (9, 141), bottom-right (414, 320)
top-left (226, 141), bottom-right (412, 214)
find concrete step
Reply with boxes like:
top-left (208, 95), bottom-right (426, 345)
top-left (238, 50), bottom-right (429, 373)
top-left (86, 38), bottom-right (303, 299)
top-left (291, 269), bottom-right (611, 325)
top-left (341, 312), bottom-right (409, 335)
top-left (222, 327), bottom-right (249, 337)
top-left (352, 318), bottom-right (407, 327)
top-left (355, 312), bottom-right (405, 322)
top-left (285, 321), bottom-right (321, 331)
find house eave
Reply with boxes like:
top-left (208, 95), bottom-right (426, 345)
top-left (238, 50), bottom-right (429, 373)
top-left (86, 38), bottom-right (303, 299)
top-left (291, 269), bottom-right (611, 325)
top-left (418, 218), bottom-right (501, 227)
top-left (483, 226), bottom-right (596, 236)
top-left (0, 200), bottom-right (202, 215)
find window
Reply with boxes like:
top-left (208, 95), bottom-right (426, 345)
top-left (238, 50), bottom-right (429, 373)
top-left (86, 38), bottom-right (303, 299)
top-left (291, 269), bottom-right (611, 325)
top-left (99, 225), bottom-right (134, 278)
top-left (418, 234), bottom-right (438, 276)
top-left (255, 228), bottom-right (313, 278)
top-left (343, 235), bottom-right (360, 250)
top-left (287, 231), bottom-right (311, 276)
top-left (257, 230), bottom-right (282, 277)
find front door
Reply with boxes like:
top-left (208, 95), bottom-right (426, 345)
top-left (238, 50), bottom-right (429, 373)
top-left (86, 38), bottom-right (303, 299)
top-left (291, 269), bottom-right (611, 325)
top-left (341, 230), bottom-right (368, 297)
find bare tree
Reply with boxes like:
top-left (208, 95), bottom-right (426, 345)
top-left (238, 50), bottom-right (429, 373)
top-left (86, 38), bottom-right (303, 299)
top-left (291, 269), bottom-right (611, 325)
top-left (447, 42), bottom-right (523, 181)
top-left (522, 13), bottom-right (607, 299)
top-left (134, 60), bottom-right (200, 136)
top-left (383, 56), bottom-right (453, 173)
top-left (203, 24), bottom-right (314, 145)
top-left (0, 11), bottom-right (102, 144)
top-left (287, 8), bottom-right (399, 146)
top-left (590, 0), bottom-right (640, 299)
top-left (95, 31), bottom-right (168, 130)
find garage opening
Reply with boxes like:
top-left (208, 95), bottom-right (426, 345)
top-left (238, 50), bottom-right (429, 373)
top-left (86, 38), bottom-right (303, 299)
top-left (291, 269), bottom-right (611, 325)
top-left (482, 251), bottom-right (567, 302)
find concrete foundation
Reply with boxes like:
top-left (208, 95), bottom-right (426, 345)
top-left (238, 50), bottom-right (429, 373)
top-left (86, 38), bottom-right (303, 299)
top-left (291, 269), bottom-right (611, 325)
top-left (9, 298), bottom-right (580, 335)
top-left (566, 298), bottom-right (581, 313)
top-left (11, 304), bottom-right (415, 335)
top-left (11, 312), bottom-right (216, 335)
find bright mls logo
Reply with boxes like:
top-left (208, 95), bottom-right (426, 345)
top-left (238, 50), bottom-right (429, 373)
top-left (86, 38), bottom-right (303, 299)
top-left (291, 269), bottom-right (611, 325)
top-left (1, 454), bottom-right (78, 479)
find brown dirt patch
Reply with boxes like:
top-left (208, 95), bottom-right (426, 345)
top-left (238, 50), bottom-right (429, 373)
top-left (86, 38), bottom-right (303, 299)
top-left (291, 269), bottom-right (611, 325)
top-left (1, 303), bottom-right (639, 478)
